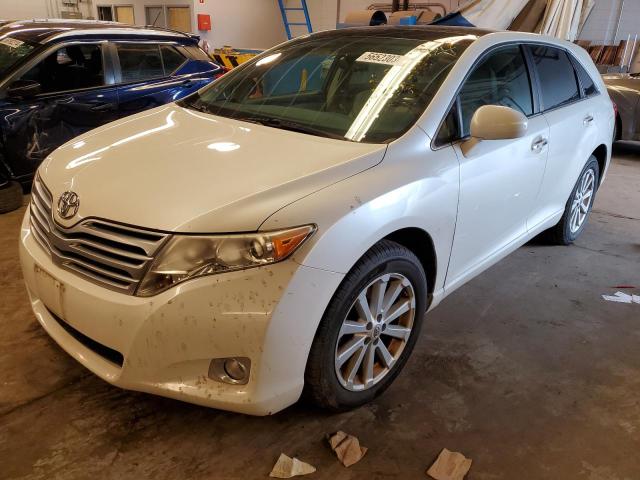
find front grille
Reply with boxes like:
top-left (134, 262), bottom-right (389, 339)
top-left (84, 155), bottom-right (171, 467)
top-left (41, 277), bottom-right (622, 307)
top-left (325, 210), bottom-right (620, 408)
top-left (30, 175), bottom-right (169, 295)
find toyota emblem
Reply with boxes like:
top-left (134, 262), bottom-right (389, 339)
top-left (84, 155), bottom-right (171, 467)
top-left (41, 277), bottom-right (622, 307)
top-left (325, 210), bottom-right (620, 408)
top-left (57, 191), bottom-right (80, 219)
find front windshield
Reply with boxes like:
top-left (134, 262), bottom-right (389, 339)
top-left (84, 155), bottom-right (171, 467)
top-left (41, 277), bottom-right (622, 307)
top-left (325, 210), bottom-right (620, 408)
top-left (180, 34), bottom-right (475, 143)
top-left (0, 36), bottom-right (37, 77)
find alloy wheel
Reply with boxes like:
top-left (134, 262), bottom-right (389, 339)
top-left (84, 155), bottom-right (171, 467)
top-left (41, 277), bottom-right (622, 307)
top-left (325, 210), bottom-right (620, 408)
top-left (569, 168), bottom-right (596, 234)
top-left (334, 273), bottom-right (416, 391)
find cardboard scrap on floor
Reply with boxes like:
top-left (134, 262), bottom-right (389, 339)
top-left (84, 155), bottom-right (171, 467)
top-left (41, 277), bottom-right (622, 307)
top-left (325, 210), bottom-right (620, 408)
top-left (269, 453), bottom-right (316, 478)
top-left (327, 431), bottom-right (367, 467)
top-left (426, 448), bottom-right (472, 480)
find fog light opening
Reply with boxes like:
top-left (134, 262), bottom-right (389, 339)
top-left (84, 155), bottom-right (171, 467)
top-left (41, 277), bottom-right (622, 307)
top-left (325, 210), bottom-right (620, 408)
top-left (224, 358), bottom-right (246, 380)
top-left (208, 357), bottom-right (251, 385)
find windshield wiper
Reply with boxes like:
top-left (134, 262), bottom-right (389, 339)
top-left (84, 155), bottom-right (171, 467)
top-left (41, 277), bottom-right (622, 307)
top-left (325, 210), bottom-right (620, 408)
top-left (184, 102), bottom-right (211, 114)
top-left (240, 116), bottom-right (349, 141)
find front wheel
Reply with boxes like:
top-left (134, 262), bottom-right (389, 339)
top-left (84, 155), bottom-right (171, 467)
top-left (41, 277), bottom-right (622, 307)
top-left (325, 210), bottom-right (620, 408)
top-left (304, 240), bottom-right (428, 410)
top-left (547, 156), bottom-right (599, 245)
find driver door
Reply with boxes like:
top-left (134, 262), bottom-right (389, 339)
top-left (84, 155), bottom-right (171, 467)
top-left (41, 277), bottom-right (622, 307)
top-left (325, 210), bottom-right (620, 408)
top-left (445, 44), bottom-right (549, 290)
top-left (0, 42), bottom-right (118, 183)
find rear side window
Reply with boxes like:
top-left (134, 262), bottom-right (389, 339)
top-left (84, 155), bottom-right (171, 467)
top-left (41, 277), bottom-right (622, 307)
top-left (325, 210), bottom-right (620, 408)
top-left (529, 45), bottom-right (580, 110)
top-left (572, 58), bottom-right (598, 97)
top-left (117, 44), bottom-right (163, 82)
top-left (183, 45), bottom-right (210, 61)
top-left (459, 45), bottom-right (533, 137)
top-left (160, 45), bottom-right (186, 74)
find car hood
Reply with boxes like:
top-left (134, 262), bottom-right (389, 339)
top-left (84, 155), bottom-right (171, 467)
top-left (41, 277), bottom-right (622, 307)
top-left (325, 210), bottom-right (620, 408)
top-left (39, 104), bottom-right (386, 232)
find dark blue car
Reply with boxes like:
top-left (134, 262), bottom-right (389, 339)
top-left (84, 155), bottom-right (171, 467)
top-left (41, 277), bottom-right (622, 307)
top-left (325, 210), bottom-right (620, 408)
top-left (0, 20), bottom-right (223, 212)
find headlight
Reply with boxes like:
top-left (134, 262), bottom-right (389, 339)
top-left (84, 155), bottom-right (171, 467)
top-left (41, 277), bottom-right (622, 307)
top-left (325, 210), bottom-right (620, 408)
top-left (136, 225), bottom-right (315, 296)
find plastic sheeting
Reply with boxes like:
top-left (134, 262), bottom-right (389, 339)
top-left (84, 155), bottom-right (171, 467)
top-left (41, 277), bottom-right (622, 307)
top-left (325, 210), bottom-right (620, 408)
top-left (432, 0), bottom-right (595, 42)
top-left (433, 0), bottom-right (529, 30)
top-left (538, 0), bottom-right (594, 41)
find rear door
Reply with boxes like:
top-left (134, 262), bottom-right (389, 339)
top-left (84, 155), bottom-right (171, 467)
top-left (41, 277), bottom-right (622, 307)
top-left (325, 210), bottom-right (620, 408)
top-left (525, 45), bottom-right (603, 227)
top-left (114, 42), bottom-right (216, 118)
top-left (0, 41), bottom-right (118, 183)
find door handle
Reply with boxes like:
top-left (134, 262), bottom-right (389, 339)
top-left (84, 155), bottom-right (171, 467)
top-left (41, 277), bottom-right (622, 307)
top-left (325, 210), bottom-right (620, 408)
top-left (583, 115), bottom-right (594, 125)
top-left (531, 138), bottom-right (548, 153)
top-left (90, 103), bottom-right (116, 112)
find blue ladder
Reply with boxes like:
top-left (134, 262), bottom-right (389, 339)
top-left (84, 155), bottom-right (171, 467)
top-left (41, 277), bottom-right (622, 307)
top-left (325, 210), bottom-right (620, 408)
top-left (277, 0), bottom-right (312, 40)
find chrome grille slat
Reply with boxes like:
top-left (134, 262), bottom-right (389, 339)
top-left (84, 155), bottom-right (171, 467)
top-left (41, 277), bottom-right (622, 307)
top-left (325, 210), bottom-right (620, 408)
top-left (74, 223), bottom-right (157, 256)
top-left (63, 262), bottom-right (133, 289)
top-left (66, 237), bottom-right (150, 263)
top-left (33, 178), bottom-right (52, 208)
top-left (29, 175), bottom-right (169, 295)
top-left (30, 201), bottom-right (51, 233)
top-left (47, 229), bottom-right (149, 274)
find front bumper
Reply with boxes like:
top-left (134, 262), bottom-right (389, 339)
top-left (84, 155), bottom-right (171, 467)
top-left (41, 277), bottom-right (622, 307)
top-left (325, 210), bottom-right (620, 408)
top-left (19, 208), bottom-right (343, 415)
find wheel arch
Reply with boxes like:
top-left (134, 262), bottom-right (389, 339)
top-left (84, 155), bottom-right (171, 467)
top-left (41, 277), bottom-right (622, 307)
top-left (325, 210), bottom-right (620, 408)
top-left (615, 113), bottom-right (622, 141)
top-left (591, 144), bottom-right (607, 187)
top-left (383, 227), bottom-right (437, 303)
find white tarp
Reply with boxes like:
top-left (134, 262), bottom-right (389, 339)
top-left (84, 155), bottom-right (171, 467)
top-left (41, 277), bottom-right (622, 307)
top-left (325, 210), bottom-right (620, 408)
top-left (452, 0), bottom-right (596, 41)
top-left (538, 0), bottom-right (594, 41)
top-left (457, 0), bottom-right (530, 30)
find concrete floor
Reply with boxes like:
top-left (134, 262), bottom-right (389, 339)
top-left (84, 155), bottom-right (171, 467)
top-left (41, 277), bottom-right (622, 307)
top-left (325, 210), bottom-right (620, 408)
top-left (1, 145), bottom-right (639, 480)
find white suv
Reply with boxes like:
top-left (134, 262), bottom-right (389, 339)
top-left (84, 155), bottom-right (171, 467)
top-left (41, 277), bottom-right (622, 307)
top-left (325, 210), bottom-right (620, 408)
top-left (19, 26), bottom-right (613, 415)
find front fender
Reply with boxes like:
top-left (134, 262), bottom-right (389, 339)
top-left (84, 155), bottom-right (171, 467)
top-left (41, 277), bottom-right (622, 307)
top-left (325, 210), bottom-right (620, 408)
top-left (260, 127), bottom-right (460, 308)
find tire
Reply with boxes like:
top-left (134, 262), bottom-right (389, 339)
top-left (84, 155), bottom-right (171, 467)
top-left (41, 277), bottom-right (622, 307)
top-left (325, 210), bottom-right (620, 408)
top-left (304, 239), bottom-right (428, 411)
top-left (547, 156), bottom-right (599, 245)
top-left (0, 181), bottom-right (23, 214)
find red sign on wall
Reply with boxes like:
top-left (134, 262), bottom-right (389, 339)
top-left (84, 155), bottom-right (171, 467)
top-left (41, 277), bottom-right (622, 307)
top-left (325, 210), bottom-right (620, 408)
top-left (197, 14), bottom-right (211, 31)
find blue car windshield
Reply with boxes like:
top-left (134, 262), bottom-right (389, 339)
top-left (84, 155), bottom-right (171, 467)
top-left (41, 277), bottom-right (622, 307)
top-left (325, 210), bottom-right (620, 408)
top-left (0, 36), bottom-right (37, 77)
top-left (180, 34), bottom-right (475, 143)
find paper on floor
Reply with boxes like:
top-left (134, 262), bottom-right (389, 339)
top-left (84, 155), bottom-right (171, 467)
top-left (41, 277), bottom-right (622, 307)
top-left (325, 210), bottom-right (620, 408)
top-left (602, 291), bottom-right (640, 304)
top-left (327, 431), bottom-right (367, 467)
top-left (426, 448), bottom-right (472, 480)
top-left (269, 453), bottom-right (316, 478)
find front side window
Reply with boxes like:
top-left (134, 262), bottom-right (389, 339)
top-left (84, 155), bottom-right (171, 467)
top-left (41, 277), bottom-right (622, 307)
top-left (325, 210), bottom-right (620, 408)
top-left (19, 43), bottom-right (104, 94)
top-left (179, 34), bottom-right (476, 143)
top-left (530, 45), bottom-right (580, 110)
top-left (434, 103), bottom-right (459, 146)
top-left (459, 45), bottom-right (533, 137)
top-left (0, 36), bottom-right (37, 77)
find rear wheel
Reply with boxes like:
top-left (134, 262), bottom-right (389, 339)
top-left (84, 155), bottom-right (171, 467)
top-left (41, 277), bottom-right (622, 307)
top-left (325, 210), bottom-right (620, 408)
top-left (304, 240), bottom-right (427, 410)
top-left (547, 157), bottom-right (599, 245)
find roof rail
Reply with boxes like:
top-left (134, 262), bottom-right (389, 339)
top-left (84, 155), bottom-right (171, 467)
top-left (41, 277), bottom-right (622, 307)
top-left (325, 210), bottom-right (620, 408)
top-left (142, 24), bottom-right (199, 41)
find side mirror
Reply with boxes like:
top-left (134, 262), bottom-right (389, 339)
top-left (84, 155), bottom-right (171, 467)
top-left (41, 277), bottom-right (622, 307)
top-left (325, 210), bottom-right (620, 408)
top-left (469, 105), bottom-right (528, 140)
top-left (6, 79), bottom-right (41, 99)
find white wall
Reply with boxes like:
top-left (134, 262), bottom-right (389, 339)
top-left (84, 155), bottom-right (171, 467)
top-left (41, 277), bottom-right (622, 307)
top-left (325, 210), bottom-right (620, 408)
top-left (93, 0), bottom-right (193, 28)
top-left (578, 0), bottom-right (640, 44)
top-left (193, 1), bottom-right (286, 50)
top-left (1, 0), bottom-right (92, 19)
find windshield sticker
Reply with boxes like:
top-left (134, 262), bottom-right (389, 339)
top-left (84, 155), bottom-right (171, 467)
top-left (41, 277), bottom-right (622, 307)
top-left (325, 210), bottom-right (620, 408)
top-left (0, 37), bottom-right (24, 49)
top-left (356, 52), bottom-right (406, 66)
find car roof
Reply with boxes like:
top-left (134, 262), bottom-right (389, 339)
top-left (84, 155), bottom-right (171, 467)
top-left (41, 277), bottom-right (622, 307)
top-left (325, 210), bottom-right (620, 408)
top-left (305, 25), bottom-right (495, 41)
top-left (0, 19), bottom-right (198, 45)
